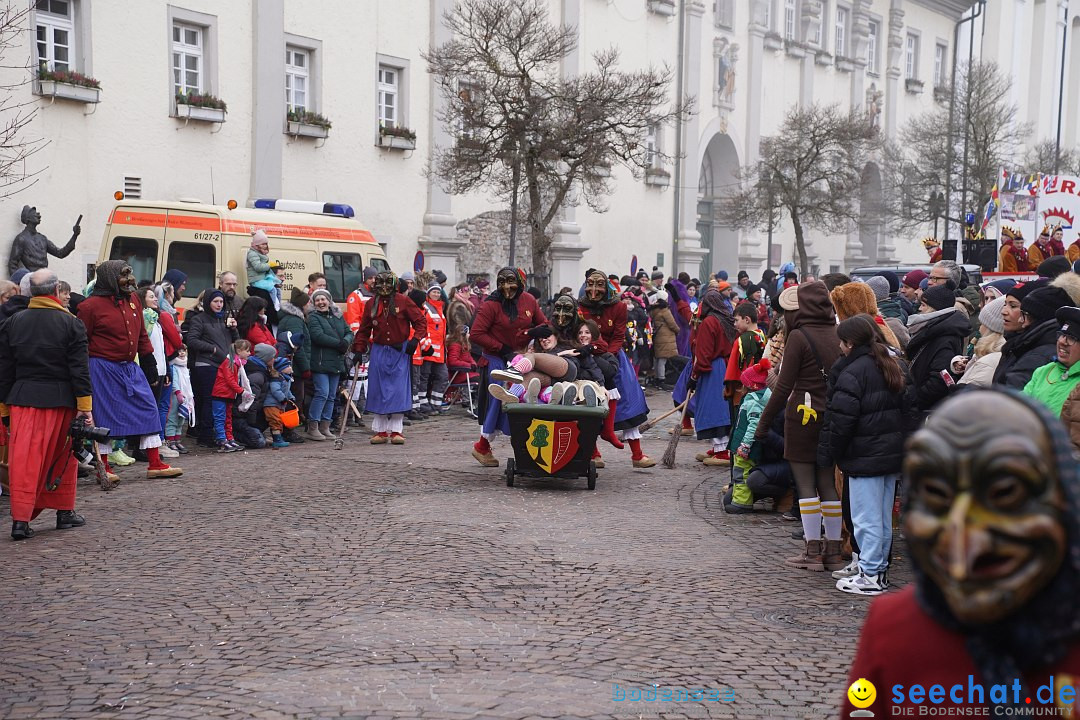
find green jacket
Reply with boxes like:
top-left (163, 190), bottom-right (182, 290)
top-left (307, 308), bottom-right (353, 375)
top-left (731, 387), bottom-right (771, 460)
top-left (276, 302), bottom-right (311, 374)
top-left (1023, 359), bottom-right (1080, 416)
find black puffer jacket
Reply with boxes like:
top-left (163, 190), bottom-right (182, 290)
top-left (183, 310), bottom-right (238, 367)
top-left (992, 319), bottom-right (1060, 389)
top-left (817, 346), bottom-right (912, 476)
top-left (905, 308), bottom-right (970, 416)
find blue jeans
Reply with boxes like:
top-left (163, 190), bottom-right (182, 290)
top-left (309, 372), bottom-right (340, 422)
top-left (848, 474), bottom-right (899, 576)
top-left (211, 398), bottom-right (230, 442)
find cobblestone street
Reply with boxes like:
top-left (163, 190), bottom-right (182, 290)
top-left (1, 391), bottom-right (907, 719)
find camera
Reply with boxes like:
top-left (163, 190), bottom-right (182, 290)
top-left (70, 417), bottom-right (110, 445)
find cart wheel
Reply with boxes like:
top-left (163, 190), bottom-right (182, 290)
top-left (505, 458), bottom-right (516, 487)
top-left (587, 460), bottom-right (597, 491)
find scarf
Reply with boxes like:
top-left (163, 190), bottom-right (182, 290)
top-left (92, 260), bottom-right (127, 298)
top-left (170, 357), bottom-right (195, 425)
top-left (699, 289), bottom-right (737, 342)
top-left (142, 307), bottom-right (159, 334)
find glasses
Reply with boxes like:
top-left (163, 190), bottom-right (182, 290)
top-left (928, 275), bottom-right (950, 284)
top-left (1060, 333), bottom-right (1079, 346)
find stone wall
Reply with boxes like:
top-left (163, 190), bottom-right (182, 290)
top-left (454, 211), bottom-right (534, 283)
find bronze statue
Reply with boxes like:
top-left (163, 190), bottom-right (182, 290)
top-left (9, 206), bottom-right (80, 276)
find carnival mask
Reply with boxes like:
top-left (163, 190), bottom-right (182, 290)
top-left (373, 272), bottom-right (397, 298)
top-left (903, 393), bottom-right (1067, 625)
top-left (585, 271), bottom-right (608, 303)
top-left (497, 268), bottom-right (520, 301)
top-left (552, 296), bottom-right (577, 328)
top-left (119, 265), bottom-right (137, 294)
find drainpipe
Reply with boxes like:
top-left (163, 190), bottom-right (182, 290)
top-left (671, 0), bottom-right (686, 276)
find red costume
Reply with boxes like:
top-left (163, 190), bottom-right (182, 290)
top-left (845, 587), bottom-right (1080, 716)
top-left (999, 241), bottom-right (1031, 272)
top-left (352, 293), bottom-right (426, 353)
top-left (160, 312), bottom-right (183, 357)
top-left (1029, 240), bottom-right (1064, 266)
top-left (693, 316), bottom-right (735, 376)
top-left (929, 247), bottom-right (943, 263)
top-left (1069, 240), bottom-right (1080, 264)
top-left (77, 294), bottom-right (153, 361)
top-left (245, 322), bottom-right (276, 350)
top-left (470, 293), bottom-right (546, 356)
top-left (579, 301), bottom-right (627, 355)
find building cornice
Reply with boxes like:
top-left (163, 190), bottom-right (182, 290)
top-left (907, 0), bottom-right (978, 21)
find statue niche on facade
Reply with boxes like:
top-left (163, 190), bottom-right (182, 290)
top-left (8, 206), bottom-right (81, 276)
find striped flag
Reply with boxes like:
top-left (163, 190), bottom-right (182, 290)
top-left (980, 172), bottom-right (1004, 233)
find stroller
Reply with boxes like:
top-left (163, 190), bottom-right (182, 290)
top-left (503, 403), bottom-right (606, 490)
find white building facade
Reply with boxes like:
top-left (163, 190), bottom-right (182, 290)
top-left (5, 0), bottom-right (1059, 295)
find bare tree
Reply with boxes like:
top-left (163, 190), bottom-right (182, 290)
top-left (1022, 139), bottom-right (1080, 177)
top-left (424, 0), bottom-right (691, 285)
top-left (881, 61), bottom-right (1027, 235)
top-left (0, 2), bottom-right (44, 199)
top-left (717, 103), bottom-right (880, 277)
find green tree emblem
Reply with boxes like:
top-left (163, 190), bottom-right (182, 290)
top-left (530, 424), bottom-right (550, 462)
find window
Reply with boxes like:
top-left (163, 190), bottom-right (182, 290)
top-left (110, 237), bottom-right (158, 287)
top-left (378, 65), bottom-right (398, 129)
top-left (368, 256), bottom-right (390, 273)
top-left (934, 43), bottom-right (948, 86)
top-left (867, 20), bottom-right (879, 73)
top-left (905, 33), bottom-right (919, 79)
top-left (645, 125), bottom-right (659, 168)
top-left (167, 242), bottom-right (215, 296)
top-left (785, 0), bottom-right (797, 40)
top-left (457, 81), bottom-right (480, 141)
top-left (763, 0), bottom-right (772, 30)
top-left (835, 7), bottom-right (848, 58)
top-left (323, 252), bottom-right (363, 302)
top-left (172, 22), bottom-right (203, 96)
top-left (285, 47), bottom-right (309, 112)
top-left (35, 0), bottom-right (73, 72)
top-left (716, 0), bottom-right (733, 28)
top-left (812, 1), bottom-right (825, 46)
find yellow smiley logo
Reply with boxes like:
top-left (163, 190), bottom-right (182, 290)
top-left (847, 678), bottom-right (876, 709)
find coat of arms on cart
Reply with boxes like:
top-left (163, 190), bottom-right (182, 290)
top-left (526, 418), bottom-right (580, 474)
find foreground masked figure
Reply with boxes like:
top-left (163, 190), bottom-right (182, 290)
top-left (353, 271), bottom-right (427, 444)
top-left (470, 267), bottom-right (547, 466)
top-left (579, 269), bottom-right (654, 468)
top-left (77, 261), bottom-right (182, 480)
top-left (845, 391), bottom-right (1080, 716)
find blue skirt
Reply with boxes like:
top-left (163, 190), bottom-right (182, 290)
top-left (366, 343), bottom-right (412, 415)
top-left (89, 358), bottom-right (162, 436)
top-left (480, 353), bottom-right (511, 437)
top-left (672, 359), bottom-right (694, 411)
top-left (613, 350), bottom-right (649, 430)
top-left (694, 356), bottom-right (731, 439)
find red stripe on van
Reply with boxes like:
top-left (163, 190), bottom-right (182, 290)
top-left (221, 220), bottom-right (375, 243)
top-left (167, 214), bottom-right (222, 232)
top-left (111, 210), bottom-right (167, 228)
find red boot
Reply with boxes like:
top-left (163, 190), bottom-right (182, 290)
top-left (628, 439), bottom-right (656, 468)
top-left (600, 399), bottom-right (624, 449)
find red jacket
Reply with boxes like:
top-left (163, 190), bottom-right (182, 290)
top-left (352, 293), bottom-right (426, 353)
top-left (471, 293), bottom-right (547, 357)
top-left (213, 357), bottom-right (244, 399)
top-left (846, 586), bottom-right (1080, 716)
top-left (245, 322), bottom-right (276, 350)
top-left (693, 315), bottom-right (734, 376)
top-left (446, 341), bottom-right (477, 371)
top-left (413, 300), bottom-right (446, 364)
top-left (160, 312), bottom-right (183, 357)
top-left (579, 301), bottom-right (626, 355)
top-left (77, 294), bottom-right (153, 362)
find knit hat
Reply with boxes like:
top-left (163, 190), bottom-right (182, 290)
top-left (1021, 286), bottom-right (1074, 325)
top-left (743, 283), bottom-right (760, 297)
top-left (978, 296), bottom-right (1007, 335)
top-left (921, 285), bottom-right (956, 311)
top-left (162, 268), bottom-right (188, 289)
top-left (251, 228), bottom-right (269, 248)
top-left (737, 270), bottom-right (749, 280)
top-left (982, 278), bottom-right (1017, 299)
top-left (1038, 256), bottom-right (1073, 280)
top-left (1006, 278), bottom-right (1049, 303)
top-left (476, 278), bottom-right (490, 290)
top-left (740, 357), bottom-right (772, 391)
top-left (434, 270), bottom-right (447, 284)
top-left (715, 270), bottom-right (729, 281)
top-left (875, 270), bottom-right (901, 295)
top-left (778, 284), bottom-right (800, 311)
top-left (400, 271), bottom-right (415, 282)
top-left (919, 278), bottom-right (930, 292)
top-left (311, 288), bottom-right (333, 305)
top-left (253, 343), bottom-right (276, 365)
top-left (865, 275), bottom-right (890, 302)
top-left (903, 269), bottom-right (929, 290)
top-left (1057, 306), bottom-right (1080, 340)
top-left (363, 266), bottom-right (377, 281)
top-left (273, 356), bottom-right (293, 373)
top-left (714, 281), bottom-right (731, 293)
top-left (651, 270), bottom-right (664, 281)
top-left (290, 286), bottom-right (310, 307)
top-left (427, 283), bottom-right (442, 294)
top-left (9, 268), bottom-right (28, 286)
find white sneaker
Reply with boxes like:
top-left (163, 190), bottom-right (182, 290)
top-left (158, 444), bottom-right (180, 459)
top-left (831, 552), bottom-right (860, 580)
top-left (836, 571), bottom-right (886, 596)
top-left (490, 368), bottom-right (524, 384)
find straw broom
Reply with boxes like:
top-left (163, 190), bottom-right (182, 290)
top-left (638, 397), bottom-right (689, 433)
top-left (661, 389), bottom-right (694, 469)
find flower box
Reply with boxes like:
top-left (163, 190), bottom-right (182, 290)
top-left (645, 168), bottom-right (671, 187)
top-left (933, 85), bottom-right (950, 104)
top-left (176, 103), bottom-right (226, 123)
top-left (37, 79), bottom-right (100, 104)
top-left (764, 32), bottom-right (784, 51)
top-left (378, 134), bottom-right (416, 150)
top-left (647, 0), bottom-right (676, 16)
top-left (905, 78), bottom-right (925, 95)
top-left (288, 121), bottom-right (329, 139)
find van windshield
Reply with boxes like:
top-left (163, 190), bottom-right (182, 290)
top-left (109, 237), bottom-right (158, 285)
top-left (370, 257), bottom-right (390, 273)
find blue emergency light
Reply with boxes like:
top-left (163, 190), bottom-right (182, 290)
top-left (252, 198), bottom-right (355, 218)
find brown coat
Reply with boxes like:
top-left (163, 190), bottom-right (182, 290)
top-left (649, 303), bottom-right (679, 359)
top-left (756, 282), bottom-right (841, 464)
top-left (1064, 382), bottom-right (1080, 455)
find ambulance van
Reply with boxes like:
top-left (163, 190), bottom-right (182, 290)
top-left (97, 197), bottom-right (390, 311)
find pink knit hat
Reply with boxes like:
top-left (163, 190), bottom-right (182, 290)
top-left (251, 228), bottom-right (269, 248)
